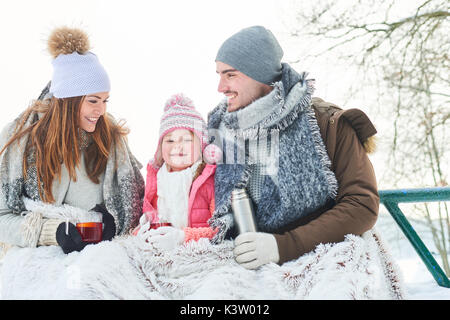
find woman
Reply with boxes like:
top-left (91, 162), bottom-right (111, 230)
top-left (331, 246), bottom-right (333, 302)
top-left (0, 27), bottom-right (144, 254)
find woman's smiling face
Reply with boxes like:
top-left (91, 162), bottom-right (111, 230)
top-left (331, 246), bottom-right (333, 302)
top-left (79, 92), bottom-right (109, 132)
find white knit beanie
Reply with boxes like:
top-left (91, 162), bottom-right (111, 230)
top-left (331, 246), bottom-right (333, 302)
top-left (47, 27), bottom-right (110, 98)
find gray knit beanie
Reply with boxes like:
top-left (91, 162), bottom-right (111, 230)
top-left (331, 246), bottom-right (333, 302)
top-left (215, 26), bottom-right (284, 85)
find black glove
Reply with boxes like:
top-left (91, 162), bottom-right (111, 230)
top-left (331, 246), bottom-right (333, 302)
top-left (56, 222), bottom-right (88, 254)
top-left (91, 203), bottom-right (116, 241)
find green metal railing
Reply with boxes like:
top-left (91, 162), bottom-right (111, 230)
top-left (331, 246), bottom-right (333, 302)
top-left (379, 187), bottom-right (450, 288)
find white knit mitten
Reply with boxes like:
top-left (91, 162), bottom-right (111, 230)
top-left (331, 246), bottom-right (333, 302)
top-left (142, 226), bottom-right (185, 251)
top-left (38, 218), bottom-right (64, 246)
top-left (233, 232), bottom-right (280, 269)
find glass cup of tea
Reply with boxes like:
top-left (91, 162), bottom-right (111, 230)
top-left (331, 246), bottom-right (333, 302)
top-left (76, 222), bottom-right (103, 243)
top-left (149, 222), bottom-right (172, 230)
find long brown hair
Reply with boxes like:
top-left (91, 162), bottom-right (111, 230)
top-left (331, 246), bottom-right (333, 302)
top-left (0, 96), bottom-right (129, 203)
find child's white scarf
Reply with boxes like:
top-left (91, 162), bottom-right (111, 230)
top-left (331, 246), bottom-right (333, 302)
top-left (156, 161), bottom-right (201, 228)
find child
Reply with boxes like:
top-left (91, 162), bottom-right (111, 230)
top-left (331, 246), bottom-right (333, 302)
top-left (133, 93), bottom-right (221, 250)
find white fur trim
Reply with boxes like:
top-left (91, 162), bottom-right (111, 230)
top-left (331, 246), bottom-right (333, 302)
top-left (23, 197), bottom-right (102, 224)
top-left (1, 229), bottom-right (405, 299)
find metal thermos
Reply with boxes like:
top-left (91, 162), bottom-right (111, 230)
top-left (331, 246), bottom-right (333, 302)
top-left (231, 188), bottom-right (257, 234)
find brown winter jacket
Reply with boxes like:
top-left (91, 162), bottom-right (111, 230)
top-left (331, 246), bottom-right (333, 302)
top-left (273, 97), bottom-right (379, 264)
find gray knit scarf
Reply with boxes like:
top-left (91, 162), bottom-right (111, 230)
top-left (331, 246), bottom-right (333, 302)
top-left (207, 64), bottom-right (338, 242)
top-left (0, 110), bottom-right (145, 236)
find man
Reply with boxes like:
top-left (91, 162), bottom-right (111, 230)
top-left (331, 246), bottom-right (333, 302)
top-left (207, 26), bottom-right (379, 269)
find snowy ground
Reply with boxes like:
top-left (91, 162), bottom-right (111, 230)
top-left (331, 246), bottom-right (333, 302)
top-left (376, 210), bottom-right (450, 299)
top-left (1, 211), bottom-right (448, 300)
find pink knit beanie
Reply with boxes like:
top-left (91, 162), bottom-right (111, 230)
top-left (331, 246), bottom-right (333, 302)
top-left (153, 93), bottom-right (221, 167)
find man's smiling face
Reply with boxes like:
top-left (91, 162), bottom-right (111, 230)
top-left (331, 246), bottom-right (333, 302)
top-left (216, 61), bottom-right (273, 112)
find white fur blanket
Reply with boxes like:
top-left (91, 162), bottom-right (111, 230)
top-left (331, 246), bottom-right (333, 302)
top-left (0, 229), bottom-right (405, 300)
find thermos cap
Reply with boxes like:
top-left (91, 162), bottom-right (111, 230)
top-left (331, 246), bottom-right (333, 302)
top-left (231, 188), bottom-right (248, 200)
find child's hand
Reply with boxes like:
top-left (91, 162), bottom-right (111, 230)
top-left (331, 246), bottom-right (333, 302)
top-left (135, 221), bottom-right (150, 236)
top-left (142, 226), bottom-right (185, 251)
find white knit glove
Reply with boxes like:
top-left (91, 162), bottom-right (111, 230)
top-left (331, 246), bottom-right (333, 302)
top-left (136, 220), bottom-right (150, 236)
top-left (141, 226), bottom-right (185, 251)
top-left (233, 232), bottom-right (280, 270)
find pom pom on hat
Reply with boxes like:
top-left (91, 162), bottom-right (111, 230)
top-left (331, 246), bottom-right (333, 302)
top-left (203, 144), bottom-right (222, 164)
top-left (48, 26), bottom-right (90, 58)
top-left (164, 93), bottom-right (195, 111)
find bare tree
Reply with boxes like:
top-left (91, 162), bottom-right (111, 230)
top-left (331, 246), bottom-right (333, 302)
top-left (286, 0), bottom-right (449, 274)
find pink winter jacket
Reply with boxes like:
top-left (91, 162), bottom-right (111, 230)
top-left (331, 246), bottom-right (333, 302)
top-left (134, 162), bottom-right (217, 242)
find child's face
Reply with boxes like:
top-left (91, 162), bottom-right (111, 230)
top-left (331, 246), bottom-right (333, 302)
top-left (161, 129), bottom-right (202, 172)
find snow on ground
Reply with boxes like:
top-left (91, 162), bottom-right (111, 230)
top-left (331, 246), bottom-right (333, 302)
top-left (376, 210), bottom-right (450, 299)
top-left (397, 258), bottom-right (450, 299)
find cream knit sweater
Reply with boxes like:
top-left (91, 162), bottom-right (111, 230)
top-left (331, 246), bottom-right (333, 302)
top-left (1, 154), bottom-right (104, 247)
top-left (37, 154), bottom-right (105, 245)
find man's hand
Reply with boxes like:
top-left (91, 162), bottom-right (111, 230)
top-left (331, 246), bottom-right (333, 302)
top-left (233, 232), bottom-right (279, 269)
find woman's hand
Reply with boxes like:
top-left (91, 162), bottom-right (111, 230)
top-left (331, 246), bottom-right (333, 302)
top-left (91, 203), bottom-right (116, 241)
top-left (56, 222), bottom-right (88, 254)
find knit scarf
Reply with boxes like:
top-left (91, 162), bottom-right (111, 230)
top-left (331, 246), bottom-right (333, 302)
top-left (156, 161), bottom-right (201, 228)
top-left (0, 110), bottom-right (145, 240)
top-left (207, 64), bottom-right (338, 242)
